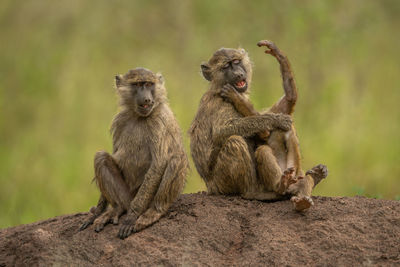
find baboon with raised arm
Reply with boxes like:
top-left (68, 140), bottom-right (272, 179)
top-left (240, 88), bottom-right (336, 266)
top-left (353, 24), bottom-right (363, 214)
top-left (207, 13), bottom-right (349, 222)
top-left (79, 68), bottom-right (188, 239)
top-left (219, 40), bottom-right (328, 211)
top-left (189, 48), bottom-right (297, 201)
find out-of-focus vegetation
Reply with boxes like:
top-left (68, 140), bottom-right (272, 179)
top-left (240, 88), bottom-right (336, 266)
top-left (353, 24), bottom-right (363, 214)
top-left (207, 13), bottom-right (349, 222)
top-left (1, 0), bottom-right (399, 228)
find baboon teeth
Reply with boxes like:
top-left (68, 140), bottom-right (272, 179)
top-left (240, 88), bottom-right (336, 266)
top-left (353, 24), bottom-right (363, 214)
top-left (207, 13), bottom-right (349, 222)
top-left (236, 80), bottom-right (246, 88)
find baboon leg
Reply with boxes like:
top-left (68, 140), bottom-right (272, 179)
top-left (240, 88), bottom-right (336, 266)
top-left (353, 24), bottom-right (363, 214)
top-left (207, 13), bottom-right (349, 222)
top-left (134, 155), bottom-right (186, 232)
top-left (93, 206), bottom-right (125, 233)
top-left (285, 129), bottom-right (302, 174)
top-left (79, 194), bottom-right (108, 231)
top-left (209, 135), bottom-right (258, 195)
top-left (93, 151), bottom-right (131, 211)
top-left (255, 145), bottom-right (298, 195)
top-left (255, 145), bottom-right (281, 191)
top-left (289, 175), bottom-right (314, 212)
top-left (288, 164), bottom-right (328, 211)
top-left (208, 135), bottom-right (276, 200)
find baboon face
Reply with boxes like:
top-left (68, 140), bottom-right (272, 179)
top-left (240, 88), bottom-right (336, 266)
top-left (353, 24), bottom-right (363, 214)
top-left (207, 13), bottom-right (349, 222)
top-left (115, 68), bottom-right (164, 117)
top-left (201, 48), bottom-right (252, 93)
top-left (130, 81), bottom-right (155, 116)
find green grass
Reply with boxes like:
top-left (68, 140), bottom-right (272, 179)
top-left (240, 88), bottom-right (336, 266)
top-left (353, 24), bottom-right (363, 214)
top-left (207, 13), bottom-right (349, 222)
top-left (1, 0), bottom-right (399, 228)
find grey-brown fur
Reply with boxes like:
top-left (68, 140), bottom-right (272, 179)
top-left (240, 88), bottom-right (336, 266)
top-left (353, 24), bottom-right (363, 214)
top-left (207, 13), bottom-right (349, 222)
top-left (80, 68), bottom-right (188, 238)
top-left (220, 40), bottom-right (328, 211)
top-left (190, 48), bottom-right (295, 201)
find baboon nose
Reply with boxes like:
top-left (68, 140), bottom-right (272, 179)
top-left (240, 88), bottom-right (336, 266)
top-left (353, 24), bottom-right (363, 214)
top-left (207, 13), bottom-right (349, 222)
top-left (236, 72), bottom-right (244, 79)
top-left (144, 98), bottom-right (152, 104)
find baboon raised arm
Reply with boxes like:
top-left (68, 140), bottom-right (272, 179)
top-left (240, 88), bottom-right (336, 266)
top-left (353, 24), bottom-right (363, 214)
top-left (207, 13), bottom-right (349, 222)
top-left (80, 68), bottom-right (188, 238)
top-left (219, 40), bottom-right (328, 211)
top-left (257, 40), bottom-right (298, 115)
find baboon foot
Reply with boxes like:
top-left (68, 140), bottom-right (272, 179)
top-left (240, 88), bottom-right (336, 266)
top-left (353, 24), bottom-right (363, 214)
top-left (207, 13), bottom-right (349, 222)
top-left (93, 211), bottom-right (112, 233)
top-left (134, 209), bottom-right (163, 232)
top-left (118, 212), bottom-right (138, 239)
top-left (110, 206), bottom-right (125, 225)
top-left (93, 207), bottom-right (124, 233)
top-left (79, 214), bottom-right (97, 231)
top-left (277, 167), bottom-right (301, 194)
top-left (306, 164), bottom-right (328, 188)
top-left (291, 196), bottom-right (314, 212)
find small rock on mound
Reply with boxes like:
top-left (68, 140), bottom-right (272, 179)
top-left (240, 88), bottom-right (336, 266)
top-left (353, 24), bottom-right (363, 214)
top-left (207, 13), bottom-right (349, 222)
top-left (0, 193), bottom-right (399, 266)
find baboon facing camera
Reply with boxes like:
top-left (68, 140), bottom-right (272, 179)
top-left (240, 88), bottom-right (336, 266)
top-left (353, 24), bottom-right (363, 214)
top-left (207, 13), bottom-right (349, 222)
top-left (80, 68), bottom-right (188, 239)
top-left (189, 41), bottom-right (327, 211)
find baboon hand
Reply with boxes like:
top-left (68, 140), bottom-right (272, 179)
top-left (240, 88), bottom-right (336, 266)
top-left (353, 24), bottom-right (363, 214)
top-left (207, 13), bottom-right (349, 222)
top-left (220, 84), bottom-right (239, 102)
top-left (257, 40), bottom-right (280, 56)
top-left (118, 212), bottom-right (138, 239)
top-left (267, 113), bottom-right (292, 131)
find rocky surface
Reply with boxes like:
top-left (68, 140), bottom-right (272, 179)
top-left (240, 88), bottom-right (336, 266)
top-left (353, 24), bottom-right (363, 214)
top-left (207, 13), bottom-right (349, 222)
top-left (0, 193), bottom-right (399, 266)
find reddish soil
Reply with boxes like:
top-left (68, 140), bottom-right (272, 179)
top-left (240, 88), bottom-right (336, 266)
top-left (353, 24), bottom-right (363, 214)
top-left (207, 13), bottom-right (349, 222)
top-left (0, 193), bottom-right (399, 266)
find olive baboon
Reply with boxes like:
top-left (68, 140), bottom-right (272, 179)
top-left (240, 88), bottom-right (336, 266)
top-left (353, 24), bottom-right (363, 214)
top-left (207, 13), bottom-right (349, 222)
top-left (220, 40), bottom-right (328, 211)
top-left (189, 47), bottom-right (298, 202)
top-left (79, 68), bottom-right (188, 239)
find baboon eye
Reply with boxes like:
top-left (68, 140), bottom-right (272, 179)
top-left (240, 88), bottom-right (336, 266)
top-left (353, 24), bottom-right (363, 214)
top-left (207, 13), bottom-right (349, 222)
top-left (222, 62), bottom-right (230, 69)
top-left (232, 59), bottom-right (240, 65)
top-left (144, 82), bottom-right (153, 87)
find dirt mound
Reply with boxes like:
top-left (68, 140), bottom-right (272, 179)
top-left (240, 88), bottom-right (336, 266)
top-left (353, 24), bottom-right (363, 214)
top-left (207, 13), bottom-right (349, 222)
top-left (0, 193), bottom-right (399, 266)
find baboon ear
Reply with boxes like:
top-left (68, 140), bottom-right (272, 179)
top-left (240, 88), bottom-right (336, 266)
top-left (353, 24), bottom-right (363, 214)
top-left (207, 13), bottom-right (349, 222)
top-left (115, 75), bottom-right (123, 87)
top-left (201, 63), bottom-right (212, 81)
top-left (156, 73), bottom-right (164, 85)
top-left (238, 48), bottom-right (247, 56)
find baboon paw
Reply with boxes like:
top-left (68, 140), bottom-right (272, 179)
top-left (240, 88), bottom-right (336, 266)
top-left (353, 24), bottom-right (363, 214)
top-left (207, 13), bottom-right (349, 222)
top-left (93, 217), bottom-right (111, 233)
top-left (273, 114), bottom-right (292, 132)
top-left (257, 40), bottom-right (279, 55)
top-left (134, 215), bottom-right (152, 232)
top-left (118, 224), bottom-right (135, 239)
top-left (118, 213), bottom-right (138, 239)
top-left (306, 164), bottom-right (328, 187)
top-left (79, 220), bottom-right (93, 231)
top-left (257, 40), bottom-right (276, 49)
top-left (79, 215), bottom-right (96, 231)
top-left (220, 84), bottom-right (236, 101)
top-left (291, 196), bottom-right (314, 212)
top-left (220, 89), bottom-right (231, 101)
top-left (278, 167), bottom-right (296, 194)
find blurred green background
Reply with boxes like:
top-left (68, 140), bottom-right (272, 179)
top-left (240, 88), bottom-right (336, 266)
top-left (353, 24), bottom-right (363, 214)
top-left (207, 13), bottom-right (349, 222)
top-left (1, 0), bottom-right (399, 228)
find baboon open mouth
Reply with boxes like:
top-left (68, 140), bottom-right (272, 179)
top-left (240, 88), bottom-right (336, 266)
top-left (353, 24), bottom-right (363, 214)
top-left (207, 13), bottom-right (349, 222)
top-left (234, 80), bottom-right (247, 92)
top-left (236, 80), bottom-right (246, 88)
